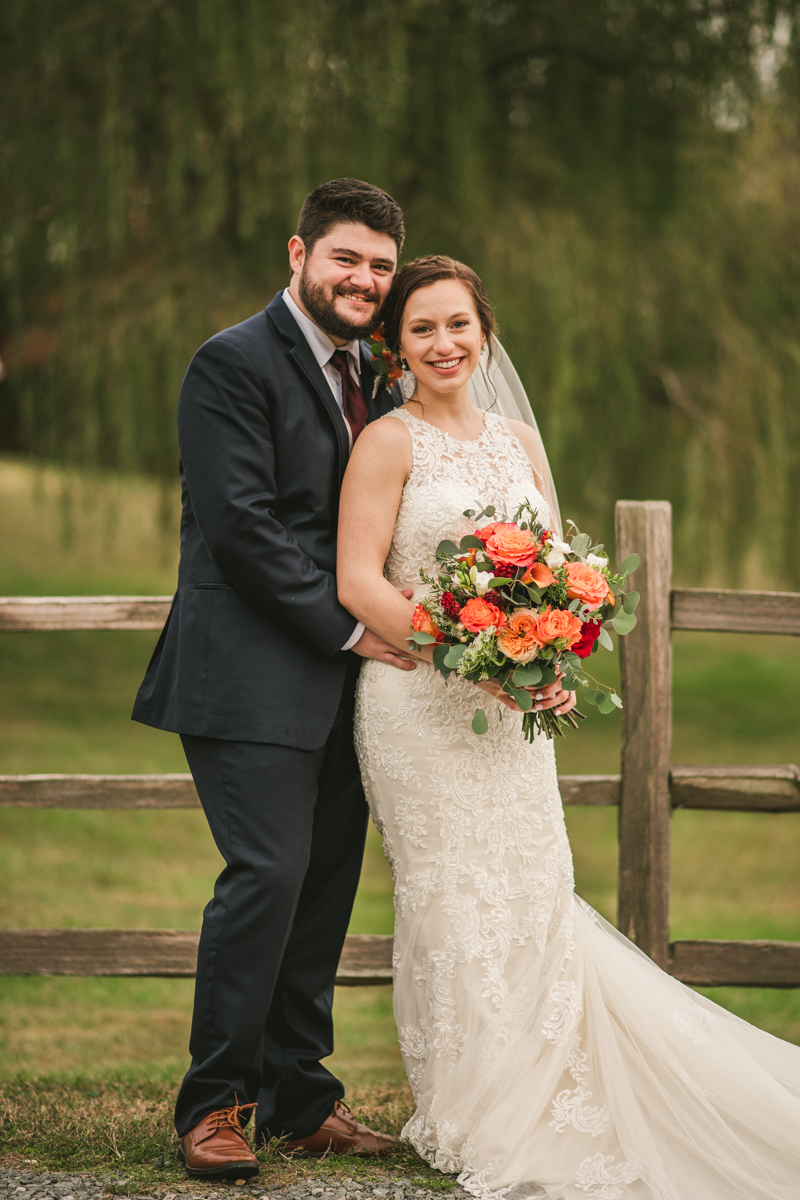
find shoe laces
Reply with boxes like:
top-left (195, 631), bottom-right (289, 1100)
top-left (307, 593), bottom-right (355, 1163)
top-left (207, 1097), bottom-right (258, 1134)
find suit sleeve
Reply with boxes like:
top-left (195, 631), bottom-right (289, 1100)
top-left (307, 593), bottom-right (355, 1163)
top-left (178, 335), bottom-right (359, 657)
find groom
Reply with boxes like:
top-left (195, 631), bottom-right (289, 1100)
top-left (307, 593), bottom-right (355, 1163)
top-left (133, 179), bottom-right (414, 1178)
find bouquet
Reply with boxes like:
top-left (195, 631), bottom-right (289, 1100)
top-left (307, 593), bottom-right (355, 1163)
top-left (407, 501), bottom-right (640, 739)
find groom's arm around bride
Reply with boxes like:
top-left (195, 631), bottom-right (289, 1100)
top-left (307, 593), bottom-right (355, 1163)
top-left (132, 178), bottom-right (409, 1177)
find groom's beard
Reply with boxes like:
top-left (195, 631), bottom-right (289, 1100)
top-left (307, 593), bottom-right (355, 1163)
top-left (299, 268), bottom-right (381, 342)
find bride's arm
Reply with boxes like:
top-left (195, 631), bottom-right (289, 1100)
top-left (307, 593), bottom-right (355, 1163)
top-left (338, 418), bottom-right (434, 661)
top-left (338, 420), bottom-right (526, 712)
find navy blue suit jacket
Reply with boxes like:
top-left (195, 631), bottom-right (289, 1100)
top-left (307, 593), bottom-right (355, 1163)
top-left (132, 292), bottom-right (400, 750)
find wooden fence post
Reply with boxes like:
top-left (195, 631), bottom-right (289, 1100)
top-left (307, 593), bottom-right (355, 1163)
top-left (615, 500), bottom-right (672, 967)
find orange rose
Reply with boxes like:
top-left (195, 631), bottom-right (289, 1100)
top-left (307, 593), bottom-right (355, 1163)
top-left (497, 609), bottom-right (544, 663)
top-left (412, 604), bottom-right (444, 642)
top-left (521, 562), bottom-right (555, 588)
top-left (533, 605), bottom-right (583, 648)
top-left (459, 597), bottom-right (506, 632)
top-left (476, 520), bottom-right (517, 544)
top-left (564, 562), bottom-right (610, 609)
top-left (485, 527), bottom-right (540, 570)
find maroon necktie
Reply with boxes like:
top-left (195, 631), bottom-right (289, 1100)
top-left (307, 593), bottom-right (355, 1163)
top-left (330, 349), bottom-right (368, 444)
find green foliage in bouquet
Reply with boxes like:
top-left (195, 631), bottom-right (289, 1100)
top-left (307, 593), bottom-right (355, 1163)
top-left (408, 501), bottom-right (639, 739)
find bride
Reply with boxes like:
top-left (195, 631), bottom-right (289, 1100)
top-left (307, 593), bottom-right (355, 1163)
top-left (337, 256), bottom-right (800, 1200)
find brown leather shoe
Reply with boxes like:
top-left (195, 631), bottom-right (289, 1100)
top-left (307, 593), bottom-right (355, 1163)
top-left (179, 1100), bottom-right (259, 1179)
top-left (281, 1100), bottom-right (394, 1158)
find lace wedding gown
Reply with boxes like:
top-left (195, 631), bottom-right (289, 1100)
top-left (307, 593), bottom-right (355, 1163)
top-left (353, 407), bottom-right (800, 1200)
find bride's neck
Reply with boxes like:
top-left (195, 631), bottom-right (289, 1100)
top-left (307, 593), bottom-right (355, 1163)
top-left (407, 382), bottom-right (484, 438)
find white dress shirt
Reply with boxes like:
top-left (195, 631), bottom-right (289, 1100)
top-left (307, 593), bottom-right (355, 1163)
top-left (282, 287), bottom-right (365, 652)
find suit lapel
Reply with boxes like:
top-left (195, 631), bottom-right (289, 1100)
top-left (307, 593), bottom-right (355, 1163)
top-left (266, 294), bottom-right (350, 471)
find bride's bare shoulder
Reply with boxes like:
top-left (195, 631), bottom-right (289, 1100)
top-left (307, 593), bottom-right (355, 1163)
top-left (502, 416), bottom-right (539, 454)
top-left (347, 410), bottom-right (412, 474)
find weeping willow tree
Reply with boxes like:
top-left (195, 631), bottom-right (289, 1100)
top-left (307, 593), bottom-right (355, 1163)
top-left (1, 0), bottom-right (799, 584)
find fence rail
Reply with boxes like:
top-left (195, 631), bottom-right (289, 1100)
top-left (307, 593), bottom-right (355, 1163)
top-left (2, 766), bottom-right (798, 812)
top-left (1, 509), bottom-right (799, 995)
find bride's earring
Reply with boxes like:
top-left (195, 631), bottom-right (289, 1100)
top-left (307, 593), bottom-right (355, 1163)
top-left (401, 357), bottom-right (409, 370)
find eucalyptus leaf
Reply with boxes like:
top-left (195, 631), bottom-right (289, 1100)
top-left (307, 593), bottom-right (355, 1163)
top-left (611, 611), bottom-right (637, 635)
top-left (432, 644), bottom-right (453, 678)
top-left (459, 535), bottom-right (485, 552)
top-left (472, 707), bottom-right (489, 735)
top-left (509, 685), bottom-right (533, 711)
top-left (570, 532), bottom-right (590, 558)
top-left (444, 643), bottom-right (467, 669)
top-left (513, 663), bottom-right (542, 687)
top-left (598, 626), bottom-right (614, 651)
top-left (486, 577), bottom-right (513, 589)
top-left (538, 665), bottom-right (557, 685)
top-left (622, 590), bottom-right (640, 614)
top-left (597, 693), bottom-right (616, 714)
top-left (411, 630), bottom-right (437, 645)
top-left (619, 553), bottom-right (641, 575)
top-left (583, 689), bottom-right (602, 705)
top-left (436, 539), bottom-right (460, 559)
top-left (609, 692), bottom-right (623, 708)
top-left (483, 505), bottom-right (496, 516)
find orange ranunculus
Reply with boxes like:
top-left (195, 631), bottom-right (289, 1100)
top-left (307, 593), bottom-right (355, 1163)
top-left (497, 609), bottom-right (544, 663)
top-left (564, 562), bottom-right (610, 609)
top-left (476, 520), bottom-right (517, 544)
top-left (412, 603), bottom-right (445, 642)
top-left (485, 527), bottom-right (540, 570)
top-left (521, 562), bottom-right (555, 587)
top-left (533, 605), bottom-right (583, 648)
top-left (459, 596), bottom-right (506, 633)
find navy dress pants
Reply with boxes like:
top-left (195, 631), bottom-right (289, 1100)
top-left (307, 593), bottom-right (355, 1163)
top-left (175, 678), bottom-right (368, 1143)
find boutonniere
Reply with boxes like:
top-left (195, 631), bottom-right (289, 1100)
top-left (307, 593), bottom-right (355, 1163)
top-left (369, 324), bottom-right (404, 398)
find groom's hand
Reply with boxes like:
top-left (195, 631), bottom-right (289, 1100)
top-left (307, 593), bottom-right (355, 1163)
top-left (351, 628), bottom-right (418, 671)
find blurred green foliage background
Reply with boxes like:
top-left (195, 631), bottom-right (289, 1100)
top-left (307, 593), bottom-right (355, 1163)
top-left (2, 1), bottom-right (800, 584)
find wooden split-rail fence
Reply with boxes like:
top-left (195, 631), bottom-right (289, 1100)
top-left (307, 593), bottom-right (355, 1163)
top-left (1, 500), bottom-right (799, 990)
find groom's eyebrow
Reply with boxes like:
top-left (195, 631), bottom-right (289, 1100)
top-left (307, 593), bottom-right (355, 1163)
top-left (330, 245), bottom-right (395, 268)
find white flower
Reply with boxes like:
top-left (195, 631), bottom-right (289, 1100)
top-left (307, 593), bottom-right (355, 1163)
top-left (546, 549), bottom-right (566, 569)
top-left (470, 566), bottom-right (495, 596)
top-left (550, 535), bottom-right (571, 554)
top-left (587, 553), bottom-right (608, 570)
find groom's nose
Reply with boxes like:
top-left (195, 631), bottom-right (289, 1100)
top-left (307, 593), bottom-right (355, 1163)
top-left (344, 260), bottom-right (373, 290)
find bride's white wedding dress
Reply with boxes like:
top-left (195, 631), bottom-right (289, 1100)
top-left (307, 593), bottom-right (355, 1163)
top-left (353, 407), bottom-right (800, 1200)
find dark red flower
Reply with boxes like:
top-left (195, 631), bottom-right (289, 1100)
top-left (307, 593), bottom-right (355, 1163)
top-left (441, 591), bottom-right (461, 620)
top-left (571, 619), bottom-right (602, 659)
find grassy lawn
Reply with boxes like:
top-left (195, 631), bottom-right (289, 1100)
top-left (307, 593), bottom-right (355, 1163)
top-left (0, 455), bottom-right (798, 1173)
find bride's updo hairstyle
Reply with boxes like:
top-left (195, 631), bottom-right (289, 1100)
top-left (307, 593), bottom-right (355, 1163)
top-left (381, 255), bottom-right (497, 369)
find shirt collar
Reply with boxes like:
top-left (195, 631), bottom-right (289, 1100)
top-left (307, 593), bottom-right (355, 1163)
top-left (282, 287), bottom-right (361, 373)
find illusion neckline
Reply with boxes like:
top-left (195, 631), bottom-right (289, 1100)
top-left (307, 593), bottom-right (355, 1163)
top-left (398, 406), bottom-right (495, 446)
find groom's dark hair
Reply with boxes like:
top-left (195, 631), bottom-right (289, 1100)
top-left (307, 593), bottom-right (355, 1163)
top-left (296, 178), bottom-right (405, 254)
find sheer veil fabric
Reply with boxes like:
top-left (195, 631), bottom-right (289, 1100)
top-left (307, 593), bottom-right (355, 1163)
top-left (355, 349), bottom-right (800, 1199)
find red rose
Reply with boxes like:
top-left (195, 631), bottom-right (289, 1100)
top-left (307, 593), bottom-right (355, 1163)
top-left (571, 619), bottom-right (602, 659)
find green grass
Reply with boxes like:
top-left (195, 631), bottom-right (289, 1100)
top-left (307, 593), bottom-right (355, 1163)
top-left (0, 455), bottom-right (798, 1174)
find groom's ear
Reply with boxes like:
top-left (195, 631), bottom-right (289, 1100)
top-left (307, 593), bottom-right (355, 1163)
top-left (288, 235), bottom-right (306, 275)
